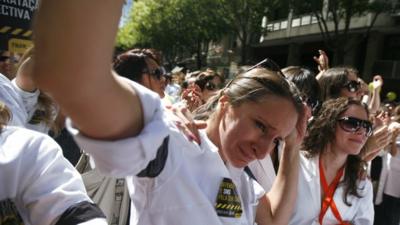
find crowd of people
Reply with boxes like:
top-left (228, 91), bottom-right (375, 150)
top-left (0, 1), bottom-right (399, 225)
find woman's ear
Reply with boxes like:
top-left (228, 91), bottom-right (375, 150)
top-left (218, 94), bottom-right (229, 112)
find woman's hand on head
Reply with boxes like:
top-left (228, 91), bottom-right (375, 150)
top-left (284, 103), bottom-right (309, 150)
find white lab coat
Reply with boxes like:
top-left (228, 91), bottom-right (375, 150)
top-left (0, 126), bottom-right (106, 225)
top-left (0, 73), bottom-right (27, 126)
top-left (289, 154), bottom-right (374, 225)
top-left (248, 155), bottom-right (276, 192)
top-left (68, 80), bottom-right (265, 225)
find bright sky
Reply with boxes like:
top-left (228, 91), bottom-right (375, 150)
top-left (119, 0), bottom-right (133, 27)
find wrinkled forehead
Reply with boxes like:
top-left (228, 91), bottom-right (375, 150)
top-left (253, 96), bottom-right (299, 137)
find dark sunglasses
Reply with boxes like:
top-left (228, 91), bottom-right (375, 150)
top-left (343, 80), bottom-right (361, 93)
top-left (0, 55), bottom-right (17, 63)
top-left (225, 58), bottom-right (286, 88)
top-left (245, 58), bottom-right (286, 78)
top-left (143, 68), bottom-right (164, 80)
top-left (205, 82), bottom-right (223, 91)
top-left (337, 116), bottom-right (373, 137)
top-left (0, 56), bottom-right (9, 62)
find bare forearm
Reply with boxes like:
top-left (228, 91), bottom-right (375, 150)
top-left (33, 0), bottom-right (144, 139)
top-left (390, 140), bottom-right (398, 156)
top-left (369, 89), bottom-right (380, 115)
top-left (257, 143), bottom-right (299, 225)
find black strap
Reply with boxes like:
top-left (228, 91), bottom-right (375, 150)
top-left (244, 166), bottom-right (257, 182)
top-left (55, 201), bottom-right (105, 225)
top-left (137, 136), bottom-right (169, 178)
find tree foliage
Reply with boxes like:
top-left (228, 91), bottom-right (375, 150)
top-left (219, 0), bottom-right (281, 64)
top-left (117, 0), bottom-right (284, 67)
top-left (117, 0), bottom-right (230, 68)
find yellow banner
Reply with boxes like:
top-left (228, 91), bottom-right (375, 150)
top-left (8, 38), bottom-right (33, 54)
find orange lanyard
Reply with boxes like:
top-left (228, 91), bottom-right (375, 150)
top-left (318, 157), bottom-right (350, 225)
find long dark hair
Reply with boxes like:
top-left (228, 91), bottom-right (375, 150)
top-left (283, 66), bottom-right (321, 114)
top-left (194, 68), bottom-right (303, 120)
top-left (318, 67), bottom-right (352, 101)
top-left (303, 97), bottom-right (369, 205)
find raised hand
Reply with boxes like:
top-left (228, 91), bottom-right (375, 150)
top-left (166, 104), bottom-right (207, 144)
top-left (180, 84), bottom-right (203, 112)
top-left (313, 50), bottom-right (329, 73)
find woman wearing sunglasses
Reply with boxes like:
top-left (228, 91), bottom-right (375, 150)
top-left (33, 1), bottom-right (308, 224)
top-left (318, 67), bottom-right (391, 166)
top-left (195, 71), bottom-right (225, 103)
top-left (318, 67), bottom-right (364, 102)
top-left (289, 98), bottom-right (374, 225)
top-left (113, 48), bottom-right (166, 98)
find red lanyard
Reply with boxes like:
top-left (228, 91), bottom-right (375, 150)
top-left (318, 157), bottom-right (350, 225)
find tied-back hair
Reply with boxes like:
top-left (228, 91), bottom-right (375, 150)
top-left (18, 46), bottom-right (61, 135)
top-left (193, 68), bottom-right (303, 120)
top-left (282, 66), bottom-right (320, 104)
top-left (0, 101), bottom-right (11, 132)
top-left (303, 97), bottom-right (369, 206)
top-left (194, 71), bottom-right (223, 92)
top-left (113, 48), bottom-right (159, 82)
top-left (28, 92), bottom-right (60, 134)
top-left (318, 67), bottom-right (355, 101)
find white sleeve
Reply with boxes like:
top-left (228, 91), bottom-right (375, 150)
top-left (11, 78), bottom-right (40, 119)
top-left (67, 80), bottom-right (172, 177)
top-left (0, 73), bottom-right (28, 126)
top-left (13, 130), bottom-right (94, 225)
top-left (353, 180), bottom-right (374, 225)
top-left (78, 218), bottom-right (108, 225)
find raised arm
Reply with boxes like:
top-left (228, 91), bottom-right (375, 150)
top-left (369, 75), bottom-right (383, 115)
top-left (255, 105), bottom-right (308, 225)
top-left (33, 0), bottom-right (143, 139)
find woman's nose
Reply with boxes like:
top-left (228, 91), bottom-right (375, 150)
top-left (253, 137), bottom-right (275, 160)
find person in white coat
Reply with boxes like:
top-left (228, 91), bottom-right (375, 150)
top-left (249, 66), bottom-right (321, 192)
top-left (289, 98), bottom-right (374, 225)
top-left (32, 1), bottom-right (308, 224)
top-left (0, 72), bottom-right (27, 126)
top-left (0, 102), bottom-right (107, 225)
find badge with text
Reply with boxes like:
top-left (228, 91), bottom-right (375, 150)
top-left (0, 199), bottom-right (24, 225)
top-left (214, 177), bottom-right (242, 218)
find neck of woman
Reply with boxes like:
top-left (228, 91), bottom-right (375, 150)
top-left (320, 145), bottom-right (347, 182)
top-left (206, 115), bottom-right (227, 162)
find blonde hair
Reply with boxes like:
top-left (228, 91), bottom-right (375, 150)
top-left (0, 101), bottom-right (11, 131)
top-left (19, 46), bottom-right (61, 135)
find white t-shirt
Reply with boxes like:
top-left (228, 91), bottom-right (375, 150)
top-left (0, 73), bottom-right (28, 126)
top-left (289, 154), bottom-right (374, 225)
top-left (383, 138), bottom-right (400, 198)
top-left (0, 126), bottom-right (106, 225)
top-left (11, 79), bottom-right (57, 134)
top-left (67, 80), bottom-right (265, 225)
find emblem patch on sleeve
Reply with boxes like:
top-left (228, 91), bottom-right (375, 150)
top-left (214, 177), bottom-right (242, 218)
top-left (0, 199), bottom-right (24, 225)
